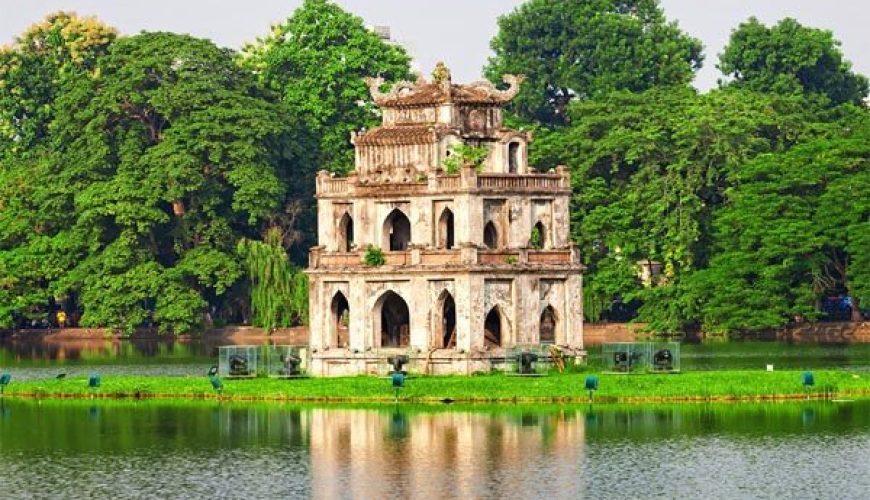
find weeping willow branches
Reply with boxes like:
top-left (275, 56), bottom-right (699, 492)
top-left (237, 228), bottom-right (308, 330)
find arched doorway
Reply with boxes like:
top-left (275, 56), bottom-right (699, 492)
top-left (540, 305), bottom-right (556, 344)
top-left (483, 221), bottom-right (499, 249)
top-left (338, 213), bottom-right (354, 252)
top-left (384, 209), bottom-right (411, 251)
top-left (439, 292), bottom-right (457, 348)
top-left (484, 307), bottom-right (502, 348)
top-left (508, 142), bottom-right (520, 173)
top-left (330, 292), bottom-right (350, 347)
top-left (531, 221), bottom-right (546, 249)
top-left (377, 291), bottom-right (410, 347)
top-left (438, 208), bottom-right (455, 249)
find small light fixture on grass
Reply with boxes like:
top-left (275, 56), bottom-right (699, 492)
top-left (585, 375), bottom-right (599, 402)
top-left (208, 365), bottom-right (223, 394)
top-left (88, 374), bottom-right (101, 392)
top-left (210, 376), bottom-right (224, 395)
top-left (802, 371), bottom-right (815, 400)
top-left (0, 373), bottom-right (11, 395)
top-left (282, 353), bottom-right (302, 376)
top-left (387, 355), bottom-right (409, 375)
top-left (518, 351), bottom-right (539, 375)
top-left (391, 372), bottom-right (405, 402)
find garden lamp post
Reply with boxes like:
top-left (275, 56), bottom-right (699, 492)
top-left (802, 372), bottom-right (815, 400)
top-left (585, 375), bottom-right (599, 402)
top-left (0, 373), bottom-right (11, 396)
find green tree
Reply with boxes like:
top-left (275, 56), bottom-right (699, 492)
top-left (535, 87), bottom-right (845, 331)
top-left (240, 0), bottom-right (412, 174)
top-left (718, 17), bottom-right (868, 106)
top-left (238, 228), bottom-right (308, 329)
top-left (1, 32), bottom-right (294, 333)
top-left (689, 111), bottom-right (869, 333)
top-left (0, 13), bottom-right (117, 328)
top-left (485, 0), bottom-right (702, 125)
top-left (0, 12), bottom-right (116, 157)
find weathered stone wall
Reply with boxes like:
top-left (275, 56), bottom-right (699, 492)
top-left (317, 189), bottom-right (569, 253)
top-left (308, 267), bottom-right (583, 376)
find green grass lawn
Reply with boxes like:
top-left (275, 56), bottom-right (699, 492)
top-left (3, 369), bottom-right (868, 404)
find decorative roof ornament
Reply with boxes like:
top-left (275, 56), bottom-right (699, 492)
top-left (363, 64), bottom-right (525, 107)
top-left (470, 74), bottom-right (526, 101)
top-left (431, 62), bottom-right (450, 83)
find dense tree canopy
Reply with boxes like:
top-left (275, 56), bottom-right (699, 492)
top-left (240, 0), bottom-right (412, 174)
top-left (2, 4), bottom-right (868, 338)
top-left (719, 17), bottom-right (869, 106)
top-left (0, 12), bottom-right (116, 157)
top-left (688, 113), bottom-right (869, 332)
top-left (1, 31), bottom-right (296, 332)
top-left (485, 0), bottom-right (703, 125)
top-left (532, 86), bottom-right (865, 332)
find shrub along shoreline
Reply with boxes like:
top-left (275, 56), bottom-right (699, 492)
top-left (2, 370), bottom-right (868, 404)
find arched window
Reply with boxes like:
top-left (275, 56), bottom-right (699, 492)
top-left (508, 142), bottom-right (520, 173)
top-left (530, 221), bottom-right (546, 249)
top-left (384, 208), bottom-right (411, 251)
top-left (484, 307), bottom-right (502, 348)
top-left (540, 306), bottom-right (556, 344)
top-left (483, 221), bottom-right (499, 249)
top-left (438, 208), bottom-right (455, 249)
top-left (338, 212), bottom-right (354, 252)
top-left (439, 292), bottom-right (457, 348)
top-left (330, 292), bottom-right (350, 347)
top-left (377, 291), bottom-right (410, 348)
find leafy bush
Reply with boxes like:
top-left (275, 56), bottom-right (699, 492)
top-left (443, 144), bottom-right (489, 174)
top-left (363, 245), bottom-right (386, 266)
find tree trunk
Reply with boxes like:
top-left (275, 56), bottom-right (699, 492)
top-left (851, 296), bottom-right (863, 322)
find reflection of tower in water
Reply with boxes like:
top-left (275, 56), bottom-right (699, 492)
top-left (309, 408), bottom-right (586, 499)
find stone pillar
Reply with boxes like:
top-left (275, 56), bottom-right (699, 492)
top-left (348, 275), bottom-right (368, 352)
top-left (409, 275), bottom-right (428, 349)
top-left (517, 274), bottom-right (539, 344)
top-left (460, 243), bottom-right (478, 265)
top-left (465, 274), bottom-right (485, 350)
top-left (459, 163), bottom-right (477, 189)
top-left (318, 199), bottom-right (333, 251)
top-left (565, 273), bottom-right (584, 348)
top-left (453, 274), bottom-right (476, 352)
top-left (308, 276), bottom-right (325, 351)
top-left (409, 245), bottom-right (423, 265)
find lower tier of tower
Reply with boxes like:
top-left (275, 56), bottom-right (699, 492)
top-left (306, 267), bottom-right (583, 376)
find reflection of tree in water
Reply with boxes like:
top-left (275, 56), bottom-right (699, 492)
top-left (0, 337), bottom-right (211, 366)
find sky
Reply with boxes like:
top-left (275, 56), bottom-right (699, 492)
top-left (1, 0), bottom-right (867, 91)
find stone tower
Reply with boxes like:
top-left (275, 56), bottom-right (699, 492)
top-left (306, 64), bottom-right (584, 376)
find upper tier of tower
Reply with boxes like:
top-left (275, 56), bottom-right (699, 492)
top-left (350, 63), bottom-right (531, 179)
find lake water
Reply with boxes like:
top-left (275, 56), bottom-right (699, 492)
top-left (0, 399), bottom-right (867, 499)
top-left (1, 337), bottom-right (868, 380)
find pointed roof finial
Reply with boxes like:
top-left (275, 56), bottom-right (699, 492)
top-left (432, 62), bottom-right (451, 86)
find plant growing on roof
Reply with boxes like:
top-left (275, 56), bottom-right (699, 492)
top-left (363, 245), bottom-right (386, 266)
top-left (443, 144), bottom-right (489, 174)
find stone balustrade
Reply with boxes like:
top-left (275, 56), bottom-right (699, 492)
top-left (309, 245), bottom-right (580, 270)
top-left (315, 165), bottom-right (570, 198)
